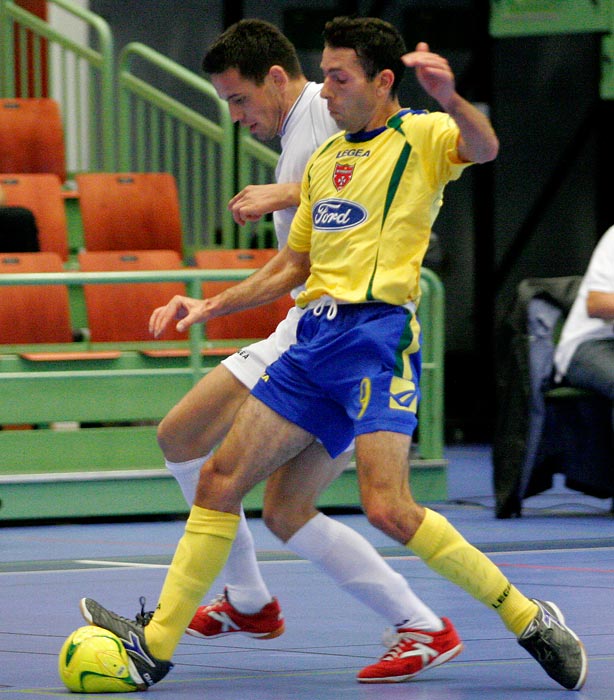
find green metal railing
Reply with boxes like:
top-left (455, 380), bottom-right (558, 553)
top-left (0, 267), bottom-right (445, 459)
top-left (0, 268), bottom-right (251, 384)
top-left (117, 42), bottom-right (235, 255)
top-left (117, 42), bottom-right (279, 255)
top-left (0, 3), bottom-right (279, 253)
top-left (417, 267), bottom-right (445, 459)
top-left (0, 0), bottom-right (115, 173)
top-left (237, 127), bottom-right (280, 249)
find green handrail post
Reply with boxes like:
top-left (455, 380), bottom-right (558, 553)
top-left (186, 276), bottom-right (204, 384)
top-left (0, 0), bottom-right (115, 172)
top-left (0, 0), bottom-right (16, 96)
top-left (118, 42), bottom-right (237, 255)
top-left (418, 267), bottom-right (445, 460)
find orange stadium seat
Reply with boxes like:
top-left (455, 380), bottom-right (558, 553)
top-left (0, 98), bottom-right (66, 182)
top-left (0, 252), bottom-right (72, 344)
top-left (78, 250), bottom-right (187, 342)
top-left (75, 173), bottom-right (183, 255)
top-left (194, 248), bottom-right (294, 339)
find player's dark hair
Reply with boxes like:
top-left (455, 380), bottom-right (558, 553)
top-left (203, 19), bottom-right (303, 84)
top-left (323, 16), bottom-right (406, 97)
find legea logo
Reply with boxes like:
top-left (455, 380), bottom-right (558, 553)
top-left (312, 198), bottom-right (367, 231)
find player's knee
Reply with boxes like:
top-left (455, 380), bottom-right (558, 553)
top-left (156, 414), bottom-right (180, 460)
top-left (362, 494), bottom-right (403, 535)
top-left (157, 411), bottom-right (205, 463)
top-left (262, 500), bottom-right (313, 543)
top-left (362, 500), bottom-right (394, 534)
top-left (362, 492), bottom-right (424, 542)
top-left (262, 506), bottom-right (283, 539)
top-left (262, 502), bottom-right (295, 541)
top-left (195, 457), bottom-right (243, 509)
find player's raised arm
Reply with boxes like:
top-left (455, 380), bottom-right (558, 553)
top-left (403, 42), bottom-right (498, 164)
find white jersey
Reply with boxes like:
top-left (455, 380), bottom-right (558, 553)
top-left (223, 82), bottom-right (338, 390)
top-left (273, 82), bottom-right (339, 248)
top-left (554, 224), bottom-right (614, 377)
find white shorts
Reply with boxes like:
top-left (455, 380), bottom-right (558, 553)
top-left (221, 305), bottom-right (305, 390)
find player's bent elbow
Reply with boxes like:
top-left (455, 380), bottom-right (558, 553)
top-left (477, 135), bottom-right (499, 164)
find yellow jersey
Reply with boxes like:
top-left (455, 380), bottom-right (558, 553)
top-left (288, 109), bottom-right (471, 307)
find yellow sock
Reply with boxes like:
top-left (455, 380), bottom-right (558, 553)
top-left (144, 505), bottom-right (239, 660)
top-left (407, 508), bottom-right (537, 636)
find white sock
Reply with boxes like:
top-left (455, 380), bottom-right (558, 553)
top-left (287, 512), bottom-right (443, 631)
top-left (223, 507), bottom-right (274, 613)
top-left (165, 456), bottom-right (203, 504)
top-left (165, 456), bottom-right (272, 614)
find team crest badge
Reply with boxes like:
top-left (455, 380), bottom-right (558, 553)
top-left (333, 163), bottom-right (354, 191)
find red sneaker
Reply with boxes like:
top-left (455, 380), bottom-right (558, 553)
top-left (187, 588), bottom-right (285, 640)
top-left (357, 617), bottom-right (463, 683)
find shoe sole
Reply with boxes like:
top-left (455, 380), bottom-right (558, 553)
top-left (570, 640), bottom-right (588, 691)
top-left (541, 600), bottom-right (588, 691)
top-left (79, 597), bottom-right (94, 624)
top-left (186, 622), bottom-right (286, 640)
top-left (357, 642), bottom-right (464, 683)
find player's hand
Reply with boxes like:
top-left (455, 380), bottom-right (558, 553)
top-left (149, 295), bottom-right (214, 338)
top-left (228, 183), bottom-right (300, 226)
top-left (402, 42), bottom-right (456, 108)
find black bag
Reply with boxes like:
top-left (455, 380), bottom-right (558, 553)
top-left (0, 206), bottom-right (40, 252)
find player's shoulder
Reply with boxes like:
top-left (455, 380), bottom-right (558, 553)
top-left (395, 108), bottom-right (448, 127)
top-left (394, 108), bottom-right (459, 143)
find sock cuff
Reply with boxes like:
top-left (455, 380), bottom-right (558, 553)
top-left (187, 505), bottom-right (240, 540)
top-left (406, 508), bottom-right (448, 558)
top-left (165, 455), bottom-right (207, 474)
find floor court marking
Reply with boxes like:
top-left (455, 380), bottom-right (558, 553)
top-left (76, 559), bottom-right (169, 569)
top-left (2, 544), bottom-right (614, 577)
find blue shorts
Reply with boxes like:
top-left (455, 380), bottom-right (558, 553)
top-left (251, 302), bottom-right (422, 457)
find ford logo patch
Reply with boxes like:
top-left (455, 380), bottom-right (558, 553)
top-left (312, 198), bottom-right (367, 231)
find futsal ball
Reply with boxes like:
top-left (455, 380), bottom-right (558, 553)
top-left (58, 625), bottom-right (139, 693)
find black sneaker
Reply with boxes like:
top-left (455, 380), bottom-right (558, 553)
top-left (518, 599), bottom-right (587, 690)
top-left (80, 597), bottom-right (173, 689)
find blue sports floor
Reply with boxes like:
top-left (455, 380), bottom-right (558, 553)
top-left (2, 444), bottom-right (614, 699)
